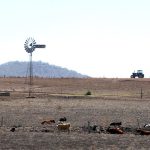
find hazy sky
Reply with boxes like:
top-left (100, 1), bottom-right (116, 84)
top-left (0, 0), bottom-right (150, 77)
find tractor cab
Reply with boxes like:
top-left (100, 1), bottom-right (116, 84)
top-left (137, 70), bottom-right (143, 74)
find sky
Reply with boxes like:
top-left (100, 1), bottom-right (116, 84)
top-left (0, 0), bottom-right (150, 78)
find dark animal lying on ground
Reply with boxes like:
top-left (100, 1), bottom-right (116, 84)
top-left (41, 119), bottom-right (55, 125)
top-left (59, 117), bottom-right (67, 122)
top-left (41, 129), bottom-right (50, 132)
top-left (137, 128), bottom-right (150, 135)
top-left (10, 127), bottom-right (15, 132)
top-left (107, 127), bottom-right (124, 134)
top-left (110, 122), bottom-right (122, 126)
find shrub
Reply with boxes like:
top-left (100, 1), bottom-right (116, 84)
top-left (85, 91), bottom-right (92, 95)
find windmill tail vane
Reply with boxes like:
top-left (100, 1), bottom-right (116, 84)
top-left (34, 44), bottom-right (46, 48)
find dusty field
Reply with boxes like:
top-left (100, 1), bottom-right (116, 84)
top-left (0, 77), bottom-right (150, 149)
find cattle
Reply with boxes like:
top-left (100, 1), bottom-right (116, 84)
top-left (41, 119), bottom-right (55, 125)
top-left (10, 127), bottom-right (15, 132)
top-left (137, 128), bottom-right (150, 135)
top-left (144, 124), bottom-right (150, 128)
top-left (57, 123), bottom-right (70, 132)
top-left (107, 127), bottom-right (124, 134)
top-left (110, 122), bottom-right (122, 127)
top-left (59, 117), bottom-right (67, 122)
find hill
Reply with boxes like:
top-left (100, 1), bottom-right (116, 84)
top-left (0, 61), bottom-right (88, 78)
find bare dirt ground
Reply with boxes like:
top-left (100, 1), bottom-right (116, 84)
top-left (0, 77), bottom-right (150, 149)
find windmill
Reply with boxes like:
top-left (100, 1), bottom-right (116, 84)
top-left (24, 37), bottom-right (46, 97)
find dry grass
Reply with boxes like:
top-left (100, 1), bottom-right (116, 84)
top-left (0, 77), bottom-right (150, 149)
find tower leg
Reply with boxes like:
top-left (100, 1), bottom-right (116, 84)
top-left (27, 53), bottom-right (35, 98)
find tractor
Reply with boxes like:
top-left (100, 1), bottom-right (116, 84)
top-left (130, 70), bottom-right (144, 78)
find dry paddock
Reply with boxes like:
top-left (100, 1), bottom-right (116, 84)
top-left (0, 77), bottom-right (150, 149)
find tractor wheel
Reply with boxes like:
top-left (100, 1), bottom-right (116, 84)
top-left (139, 75), bottom-right (144, 78)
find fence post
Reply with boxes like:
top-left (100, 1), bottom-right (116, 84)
top-left (1, 116), bottom-right (3, 127)
top-left (88, 121), bottom-right (90, 133)
top-left (140, 88), bottom-right (143, 99)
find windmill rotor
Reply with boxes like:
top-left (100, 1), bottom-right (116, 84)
top-left (24, 37), bottom-right (36, 53)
